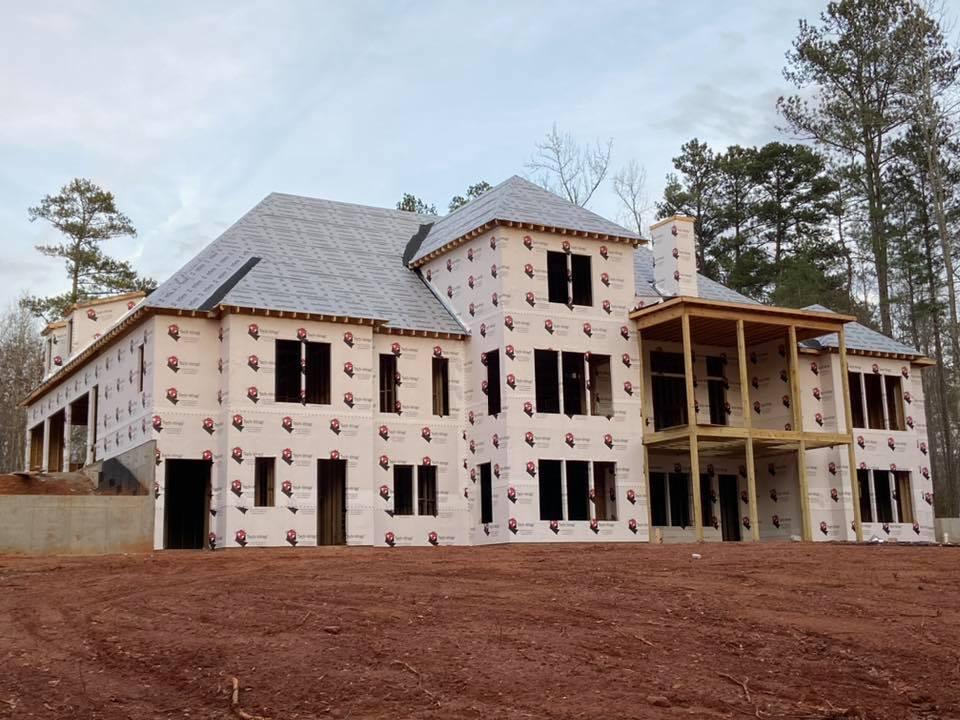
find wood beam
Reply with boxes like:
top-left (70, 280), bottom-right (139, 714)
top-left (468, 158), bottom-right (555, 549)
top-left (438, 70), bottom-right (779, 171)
top-left (737, 319), bottom-right (760, 542)
top-left (838, 325), bottom-right (863, 542)
top-left (801, 432), bottom-right (853, 448)
top-left (682, 312), bottom-right (703, 542)
top-left (689, 435), bottom-right (704, 542)
top-left (641, 425), bottom-right (692, 447)
top-left (632, 304), bottom-right (685, 331)
top-left (745, 437), bottom-right (759, 542)
top-left (695, 425), bottom-right (749, 440)
top-left (788, 324), bottom-right (811, 542)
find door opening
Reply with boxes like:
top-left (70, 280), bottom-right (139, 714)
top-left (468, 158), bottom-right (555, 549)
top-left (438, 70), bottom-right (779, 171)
top-left (317, 458), bottom-right (347, 545)
top-left (718, 474), bottom-right (741, 542)
top-left (164, 459), bottom-right (211, 549)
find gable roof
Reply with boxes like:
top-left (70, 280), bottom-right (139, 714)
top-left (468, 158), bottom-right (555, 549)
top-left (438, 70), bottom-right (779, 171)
top-left (146, 193), bottom-right (466, 335)
top-left (801, 305), bottom-right (922, 357)
top-left (407, 175), bottom-right (640, 265)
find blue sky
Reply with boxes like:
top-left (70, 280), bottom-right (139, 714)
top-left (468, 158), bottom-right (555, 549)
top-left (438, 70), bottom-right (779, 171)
top-left (0, 0), bottom-right (824, 311)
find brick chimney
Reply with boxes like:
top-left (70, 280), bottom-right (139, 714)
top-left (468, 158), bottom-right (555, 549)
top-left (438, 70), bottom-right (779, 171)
top-left (650, 215), bottom-right (698, 297)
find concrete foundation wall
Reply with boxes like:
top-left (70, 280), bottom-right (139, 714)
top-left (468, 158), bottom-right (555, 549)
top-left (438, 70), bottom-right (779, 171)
top-left (935, 517), bottom-right (960, 543)
top-left (0, 495), bottom-right (154, 555)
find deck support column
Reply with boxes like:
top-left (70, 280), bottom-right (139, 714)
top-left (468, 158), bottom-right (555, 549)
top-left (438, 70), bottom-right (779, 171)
top-left (682, 312), bottom-right (703, 542)
top-left (736, 319), bottom-right (760, 541)
top-left (787, 325), bottom-right (811, 541)
top-left (837, 325), bottom-right (863, 542)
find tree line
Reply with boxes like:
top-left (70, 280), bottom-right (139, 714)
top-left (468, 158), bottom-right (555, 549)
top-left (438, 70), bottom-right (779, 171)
top-left (397, 1), bottom-right (960, 517)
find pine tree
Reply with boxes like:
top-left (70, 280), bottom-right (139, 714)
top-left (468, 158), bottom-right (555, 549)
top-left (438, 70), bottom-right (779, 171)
top-left (21, 178), bottom-right (155, 322)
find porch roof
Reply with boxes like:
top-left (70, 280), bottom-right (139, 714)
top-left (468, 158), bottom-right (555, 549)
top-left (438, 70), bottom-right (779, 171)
top-left (629, 296), bottom-right (856, 346)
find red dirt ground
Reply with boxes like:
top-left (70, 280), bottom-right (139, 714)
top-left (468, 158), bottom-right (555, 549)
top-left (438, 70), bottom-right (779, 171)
top-left (0, 543), bottom-right (958, 720)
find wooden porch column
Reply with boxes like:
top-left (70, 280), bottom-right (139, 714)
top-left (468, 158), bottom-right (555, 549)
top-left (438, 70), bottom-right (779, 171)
top-left (23, 424), bottom-right (32, 472)
top-left (736, 319), bottom-right (760, 542)
top-left (837, 324), bottom-right (863, 542)
top-left (788, 325), bottom-right (811, 541)
top-left (637, 329), bottom-right (655, 540)
top-left (682, 312), bottom-right (703, 541)
top-left (41, 416), bottom-right (50, 473)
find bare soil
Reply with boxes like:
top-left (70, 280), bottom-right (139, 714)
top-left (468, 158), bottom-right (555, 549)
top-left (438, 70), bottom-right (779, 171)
top-left (0, 543), bottom-right (957, 719)
top-left (0, 472), bottom-right (96, 496)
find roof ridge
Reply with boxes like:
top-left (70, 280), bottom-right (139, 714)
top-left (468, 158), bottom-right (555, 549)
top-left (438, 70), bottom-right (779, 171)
top-left (431, 175), bottom-right (516, 225)
top-left (264, 191), bottom-right (435, 219)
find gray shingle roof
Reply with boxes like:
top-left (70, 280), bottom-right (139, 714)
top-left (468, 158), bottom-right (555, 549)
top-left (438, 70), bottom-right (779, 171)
top-left (632, 246), bottom-right (760, 304)
top-left (145, 185), bottom-right (921, 358)
top-left (408, 175), bottom-right (640, 264)
top-left (801, 305), bottom-right (922, 356)
top-left (146, 193), bottom-right (466, 335)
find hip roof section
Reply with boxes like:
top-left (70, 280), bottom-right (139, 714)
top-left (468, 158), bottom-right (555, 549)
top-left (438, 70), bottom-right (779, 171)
top-left (146, 193), bottom-right (466, 335)
top-left (407, 175), bottom-right (642, 265)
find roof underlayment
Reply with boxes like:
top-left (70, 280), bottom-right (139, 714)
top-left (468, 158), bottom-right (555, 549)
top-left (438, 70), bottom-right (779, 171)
top-left (145, 184), bottom-right (920, 355)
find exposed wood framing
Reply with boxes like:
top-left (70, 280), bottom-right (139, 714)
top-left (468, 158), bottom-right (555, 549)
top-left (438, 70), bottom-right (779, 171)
top-left (787, 325), bottom-right (811, 541)
top-left (737, 319), bottom-right (760, 541)
top-left (635, 299), bottom-right (871, 544)
top-left (796, 439), bottom-right (812, 542)
top-left (630, 295), bottom-right (856, 327)
top-left (681, 312), bottom-right (704, 542)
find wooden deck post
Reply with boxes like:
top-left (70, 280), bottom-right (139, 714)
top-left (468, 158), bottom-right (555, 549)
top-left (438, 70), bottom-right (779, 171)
top-left (682, 312), bottom-right (703, 542)
top-left (837, 325), bottom-right (863, 542)
top-left (736, 319), bottom-right (760, 542)
top-left (788, 325), bottom-right (811, 541)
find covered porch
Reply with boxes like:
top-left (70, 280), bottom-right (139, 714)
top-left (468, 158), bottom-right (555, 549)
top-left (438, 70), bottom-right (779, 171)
top-left (630, 297), bottom-right (862, 542)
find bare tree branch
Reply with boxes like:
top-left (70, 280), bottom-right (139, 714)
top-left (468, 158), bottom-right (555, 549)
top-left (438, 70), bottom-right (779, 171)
top-left (612, 159), bottom-right (650, 235)
top-left (526, 123), bottom-right (612, 207)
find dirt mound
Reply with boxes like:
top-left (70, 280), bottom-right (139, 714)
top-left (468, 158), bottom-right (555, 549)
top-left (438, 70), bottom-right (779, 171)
top-left (0, 543), bottom-right (956, 719)
top-left (0, 471), bottom-right (96, 496)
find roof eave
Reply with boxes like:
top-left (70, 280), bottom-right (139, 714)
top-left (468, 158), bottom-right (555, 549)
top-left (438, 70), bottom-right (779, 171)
top-left (825, 346), bottom-right (935, 366)
top-left (218, 305), bottom-right (469, 339)
top-left (409, 218), bottom-right (643, 268)
top-left (22, 306), bottom-right (152, 407)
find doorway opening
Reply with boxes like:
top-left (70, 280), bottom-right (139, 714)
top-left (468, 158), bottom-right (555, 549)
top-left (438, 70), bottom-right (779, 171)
top-left (47, 410), bottom-right (65, 472)
top-left (317, 458), bottom-right (347, 545)
top-left (718, 474), bottom-right (741, 542)
top-left (68, 394), bottom-right (89, 470)
top-left (164, 459), bottom-right (211, 549)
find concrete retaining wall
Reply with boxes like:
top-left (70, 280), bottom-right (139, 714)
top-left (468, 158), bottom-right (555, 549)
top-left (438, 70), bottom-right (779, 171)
top-left (0, 495), bottom-right (154, 555)
top-left (935, 517), bottom-right (960, 544)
